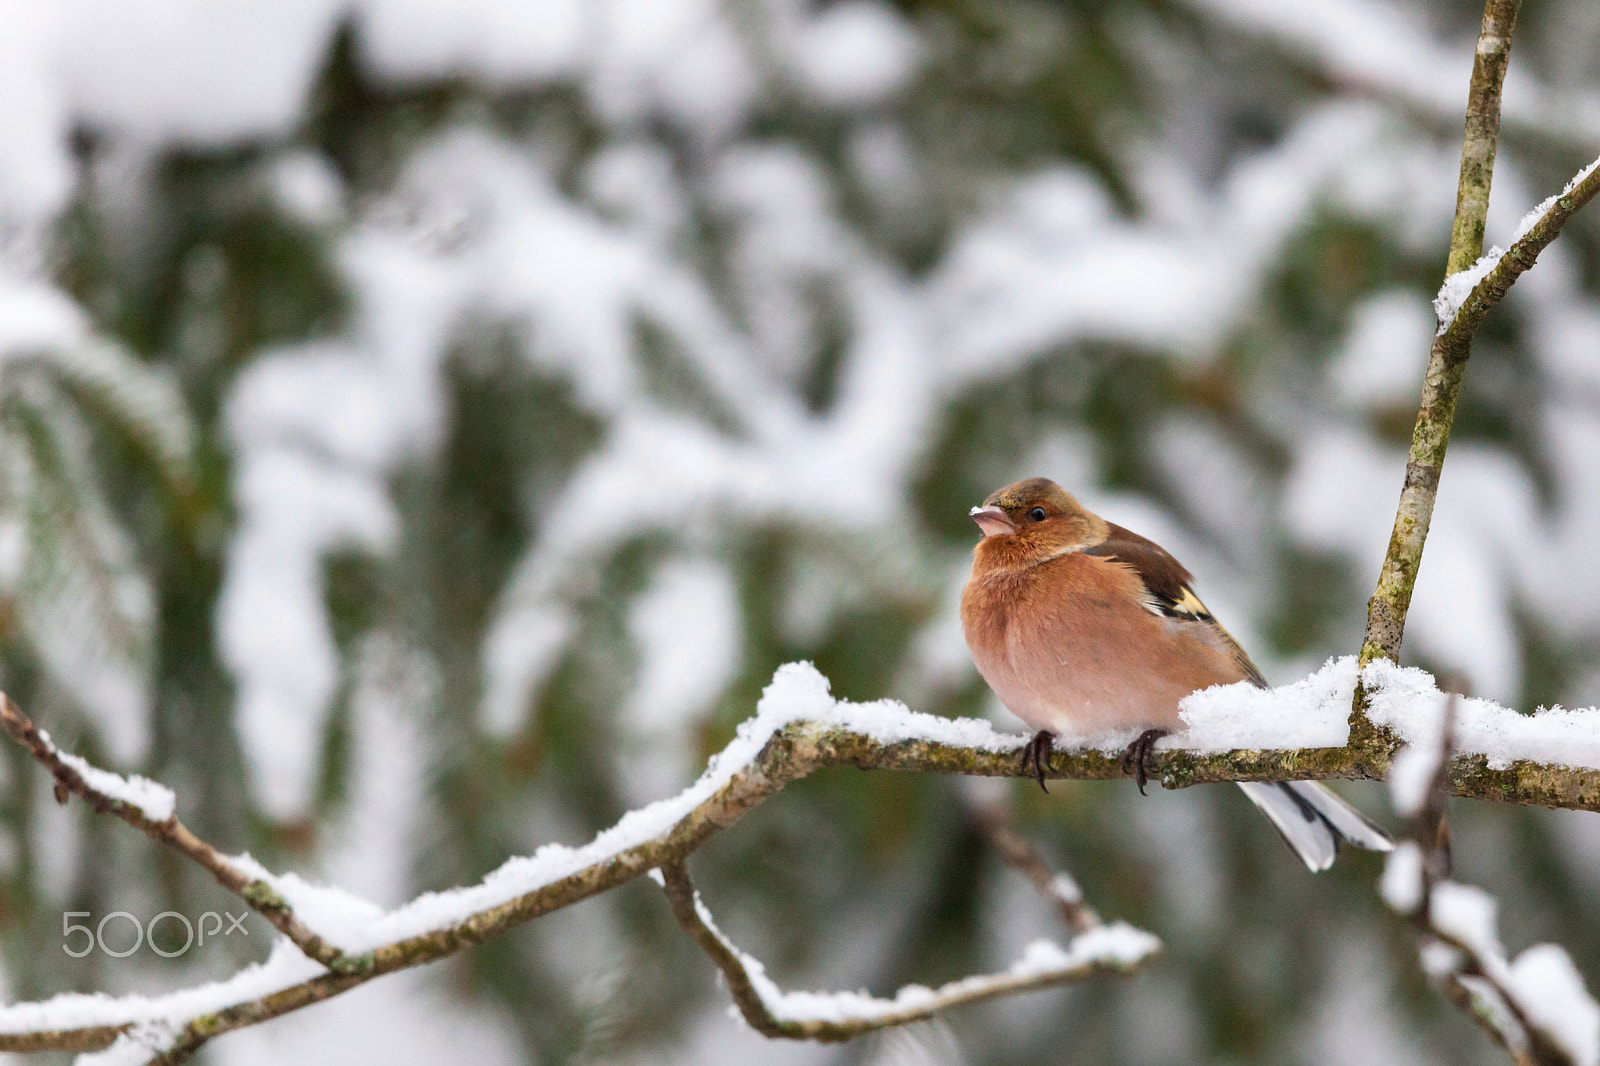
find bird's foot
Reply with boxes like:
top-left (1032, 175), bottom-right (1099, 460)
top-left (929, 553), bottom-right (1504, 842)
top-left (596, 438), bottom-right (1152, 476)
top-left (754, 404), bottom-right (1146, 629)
top-left (1121, 728), bottom-right (1169, 796)
top-left (1020, 731), bottom-right (1056, 793)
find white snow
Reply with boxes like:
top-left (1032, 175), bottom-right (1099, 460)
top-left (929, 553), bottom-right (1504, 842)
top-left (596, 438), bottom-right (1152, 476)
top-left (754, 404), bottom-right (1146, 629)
top-left (0, 4), bottom-right (71, 220)
top-left (590, 0), bottom-right (757, 140)
top-left (218, 422), bottom-right (400, 819)
top-left (1386, 863), bottom-right (1600, 1066)
top-left (1185, 0), bottom-right (1600, 146)
top-left (1430, 881), bottom-right (1501, 961)
top-left (623, 558), bottom-right (742, 804)
top-left (679, 873), bottom-right (1156, 1026)
top-left (1510, 155), bottom-right (1600, 245)
top-left (1329, 290), bottom-right (1432, 408)
top-left (473, 128), bottom-right (935, 737)
top-left (787, 2), bottom-right (920, 109)
top-left (268, 151), bottom-right (345, 228)
top-left (626, 559), bottom-right (740, 734)
top-left (1387, 738), bottom-right (1442, 819)
top-left (1435, 154), bottom-right (1600, 334)
top-left (355, 0), bottom-right (587, 86)
top-left (0, 937), bottom-right (322, 1035)
top-left (1151, 414), bottom-right (1274, 563)
top-left (934, 101), bottom-right (1425, 376)
top-left (753, 929), bottom-right (1157, 1024)
top-left (1283, 428), bottom-right (1536, 702)
top-left (1507, 945), bottom-right (1600, 1066)
top-left (1379, 841), bottom-right (1424, 915)
top-left (1177, 657), bottom-right (1356, 752)
top-left (1363, 659), bottom-right (1600, 772)
top-left (71, 1024), bottom-right (179, 1066)
top-left (1046, 873), bottom-right (1084, 908)
top-left (1185, 0), bottom-right (1468, 119)
top-left (59, 0), bottom-right (344, 144)
top-left (211, 965), bottom-right (524, 1066)
top-left (1433, 248), bottom-right (1503, 334)
top-left (42, 735), bottom-right (175, 824)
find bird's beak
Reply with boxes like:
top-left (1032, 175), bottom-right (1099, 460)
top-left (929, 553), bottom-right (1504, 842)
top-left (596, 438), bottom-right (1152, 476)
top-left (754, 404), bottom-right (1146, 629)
top-left (969, 505), bottom-right (1016, 538)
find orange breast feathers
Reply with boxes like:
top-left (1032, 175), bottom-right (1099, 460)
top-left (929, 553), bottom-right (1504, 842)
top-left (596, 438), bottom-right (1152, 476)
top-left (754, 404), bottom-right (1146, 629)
top-left (960, 550), bottom-right (1253, 738)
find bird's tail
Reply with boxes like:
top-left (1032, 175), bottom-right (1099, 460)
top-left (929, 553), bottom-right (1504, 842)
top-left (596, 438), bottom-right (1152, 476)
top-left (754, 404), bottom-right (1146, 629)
top-left (1236, 780), bottom-right (1393, 872)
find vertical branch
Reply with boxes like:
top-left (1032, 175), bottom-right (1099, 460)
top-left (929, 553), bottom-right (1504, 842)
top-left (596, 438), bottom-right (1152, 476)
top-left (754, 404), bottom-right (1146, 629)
top-left (1447, 2), bottom-right (1520, 276)
top-left (1355, 0), bottom-right (1521, 750)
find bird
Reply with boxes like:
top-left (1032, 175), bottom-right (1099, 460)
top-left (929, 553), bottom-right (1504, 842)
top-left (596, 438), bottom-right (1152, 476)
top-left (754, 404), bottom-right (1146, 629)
top-left (959, 477), bottom-right (1392, 871)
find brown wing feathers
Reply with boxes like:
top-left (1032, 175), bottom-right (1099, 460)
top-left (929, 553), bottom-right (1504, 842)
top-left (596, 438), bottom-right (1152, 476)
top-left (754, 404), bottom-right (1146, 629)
top-left (1084, 524), bottom-right (1206, 618)
top-left (1084, 524), bottom-right (1268, 688)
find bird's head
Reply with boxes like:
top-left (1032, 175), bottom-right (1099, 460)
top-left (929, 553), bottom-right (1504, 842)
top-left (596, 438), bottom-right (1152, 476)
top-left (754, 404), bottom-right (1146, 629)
top-left (968, 477), bottom-right (1105, 567)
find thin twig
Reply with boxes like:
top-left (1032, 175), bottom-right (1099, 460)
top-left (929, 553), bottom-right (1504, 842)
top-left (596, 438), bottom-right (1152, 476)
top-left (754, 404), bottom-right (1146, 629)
top-left (1416, 692), bottom-right (1459, 914)
top-left (657, 862), bottom-right (791, 1038)
top-left (1437, 163), bottom-right (1600, 348)
top-left (656, 861), bottom-right (1153, 1041)
top-left (1395, 694), bottom-right (1580, 1066)
top-left (0, 695), bottom-right (347, 971)
top-left (967, 801), bottom-right (1100, 934)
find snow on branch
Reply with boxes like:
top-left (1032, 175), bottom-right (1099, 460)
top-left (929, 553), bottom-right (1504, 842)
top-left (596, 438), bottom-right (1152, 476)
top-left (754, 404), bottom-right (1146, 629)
top-left (654, 861), bottom-right (1157, 1041)
top-left (0, 665), bottom-right (1158, 1059)
top-left (1382, 693), bottom-right (1600, 1066)
top-left (4, 659), bottom-right (1600, 1058)
top-left (1434, 153), bottom-right (1600, 337)
top-left (0, 939), bottom-right (326, 1058)
top-left (0, 695), bottom-right (347, 971)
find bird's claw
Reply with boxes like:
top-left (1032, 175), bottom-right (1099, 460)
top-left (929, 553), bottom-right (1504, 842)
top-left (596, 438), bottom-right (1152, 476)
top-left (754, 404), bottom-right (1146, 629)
top-left (1021, 731), bottom-right (1055, 793)
top-left (1121, 728), bottom-right (1169, 796)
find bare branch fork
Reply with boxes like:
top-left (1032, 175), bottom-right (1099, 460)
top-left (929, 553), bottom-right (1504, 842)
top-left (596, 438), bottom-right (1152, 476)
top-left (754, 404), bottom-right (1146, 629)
top-left (1356, 0), bottom-right (1600, 743)
top-left (1357, 0), bottom-right (1520, 702)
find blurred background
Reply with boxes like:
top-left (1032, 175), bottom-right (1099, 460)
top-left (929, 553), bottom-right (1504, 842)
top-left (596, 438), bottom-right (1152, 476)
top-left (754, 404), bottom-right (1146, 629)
top-left (1, 0), bottom-right (1599, 1062)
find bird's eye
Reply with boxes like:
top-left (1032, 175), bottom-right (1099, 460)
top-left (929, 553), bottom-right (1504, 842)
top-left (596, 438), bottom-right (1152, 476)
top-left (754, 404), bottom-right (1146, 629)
top-left (1028, 507), bottom-right (1047, 522)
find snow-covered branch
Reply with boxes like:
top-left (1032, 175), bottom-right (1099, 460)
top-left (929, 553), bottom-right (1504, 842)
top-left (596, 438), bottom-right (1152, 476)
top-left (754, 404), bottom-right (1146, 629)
top-left (4, 658), bottom-right (1600, 1059)
top-left (655, 861), bottom-right (1157, 1041)
top-left (1432, 153), bottom-right (1600, 343)
top-left (0, 665), bottom-right (1164, 1060)
top-left (0, 694), bottom-right (347, 971)
top-left (1382, 693), bottom-right (1600, 1065)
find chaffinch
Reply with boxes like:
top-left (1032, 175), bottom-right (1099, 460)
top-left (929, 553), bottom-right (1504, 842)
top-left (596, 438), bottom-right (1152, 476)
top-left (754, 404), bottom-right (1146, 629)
top-left (960, 477), bottom-right (1392, 871)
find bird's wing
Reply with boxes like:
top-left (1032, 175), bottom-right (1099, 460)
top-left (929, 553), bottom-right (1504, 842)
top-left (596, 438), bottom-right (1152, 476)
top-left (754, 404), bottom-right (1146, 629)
top-left (1084, 524), bottom-right (1267, 688)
